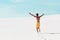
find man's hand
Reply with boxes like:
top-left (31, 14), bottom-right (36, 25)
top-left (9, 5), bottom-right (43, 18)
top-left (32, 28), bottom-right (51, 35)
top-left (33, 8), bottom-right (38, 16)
top-left (29, 12), bottom-right (36, 17)
top-left (40, 13), bottom-right (44, 17)
top-left (42, 13), bottom-right (44, 16)
top-left (29, 12), bottom-right (31, 14)
top-left (42, 13), bottom-right (44, 15)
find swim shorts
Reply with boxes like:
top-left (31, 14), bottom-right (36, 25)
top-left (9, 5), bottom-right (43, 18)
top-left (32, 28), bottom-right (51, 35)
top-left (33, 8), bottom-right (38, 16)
top-left (36, 22), bottom-right (40, 29)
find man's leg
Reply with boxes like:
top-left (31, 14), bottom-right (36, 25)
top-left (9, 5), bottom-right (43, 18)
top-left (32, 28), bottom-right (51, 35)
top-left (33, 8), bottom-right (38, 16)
top-left (39, 22), bottom-right (40, 32)
top-left (36, 22), bottom-right (40, 32)
top-left (37, 28), bottom-right (38, 32)
top-left (39, 28), bottom-right (40, 32)
top-left (36, 27), bottom-right (38, 32)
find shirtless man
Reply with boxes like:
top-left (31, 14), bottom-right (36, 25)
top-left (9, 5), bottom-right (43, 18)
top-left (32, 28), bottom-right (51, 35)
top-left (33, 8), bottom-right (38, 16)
top-left (29, 12), bottom-right (44, 32)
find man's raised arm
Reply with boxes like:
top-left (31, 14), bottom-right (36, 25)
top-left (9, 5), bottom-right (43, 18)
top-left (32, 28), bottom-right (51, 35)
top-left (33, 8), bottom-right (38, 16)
top-left (40, 13), bottom-right (44, 17)
top-left (29, 12), bottom-right (36, 17)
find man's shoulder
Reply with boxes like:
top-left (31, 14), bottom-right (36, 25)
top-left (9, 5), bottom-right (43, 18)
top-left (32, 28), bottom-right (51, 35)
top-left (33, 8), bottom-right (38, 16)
top-left (35, 16), bottom-right (40, 18)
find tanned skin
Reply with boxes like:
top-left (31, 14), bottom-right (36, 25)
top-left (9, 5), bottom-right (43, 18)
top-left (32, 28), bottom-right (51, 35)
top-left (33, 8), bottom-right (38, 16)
top-left (29, 12), bottom-right (44, 32)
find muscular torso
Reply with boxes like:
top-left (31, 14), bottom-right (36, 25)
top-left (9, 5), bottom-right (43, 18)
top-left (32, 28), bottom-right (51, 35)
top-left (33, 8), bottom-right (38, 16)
top-left (36, 16), bottom-right (40, 22)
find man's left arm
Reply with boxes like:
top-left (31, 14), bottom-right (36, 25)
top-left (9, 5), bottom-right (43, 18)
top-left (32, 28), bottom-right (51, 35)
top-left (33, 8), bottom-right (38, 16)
top-left (40, 13), bottom-right (44, 17)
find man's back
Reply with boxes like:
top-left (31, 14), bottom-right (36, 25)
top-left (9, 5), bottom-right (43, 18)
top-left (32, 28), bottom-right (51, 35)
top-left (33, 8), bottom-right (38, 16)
top-left (35, 16), bottom-right (40, 22)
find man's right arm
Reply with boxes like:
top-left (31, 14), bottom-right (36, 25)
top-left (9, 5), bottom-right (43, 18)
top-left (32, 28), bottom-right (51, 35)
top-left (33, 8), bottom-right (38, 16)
top-left (29, 12), bottom-right (36, 17)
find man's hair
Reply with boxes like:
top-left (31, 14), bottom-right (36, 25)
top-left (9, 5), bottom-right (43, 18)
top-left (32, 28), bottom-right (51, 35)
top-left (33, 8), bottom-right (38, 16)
top-left (36, 13), bottom-right (39, 16)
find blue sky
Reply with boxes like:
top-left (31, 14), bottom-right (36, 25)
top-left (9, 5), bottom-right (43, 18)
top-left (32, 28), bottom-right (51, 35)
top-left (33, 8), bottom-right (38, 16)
top-left (0, 0), bottom-right (60, 18)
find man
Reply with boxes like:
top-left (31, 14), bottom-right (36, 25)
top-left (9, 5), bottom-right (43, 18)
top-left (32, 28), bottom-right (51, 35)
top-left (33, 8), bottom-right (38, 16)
top-left (29, 12), bottom-right (44, 32)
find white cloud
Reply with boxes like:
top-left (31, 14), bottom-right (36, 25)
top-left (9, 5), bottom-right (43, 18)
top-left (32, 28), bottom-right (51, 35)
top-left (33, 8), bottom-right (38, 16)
top-left (16, 0), bottom-right (22, 2)
top-left (0, 6), bottom-right (16, 17)
top-left (10, 0), bottom-right (25, 3)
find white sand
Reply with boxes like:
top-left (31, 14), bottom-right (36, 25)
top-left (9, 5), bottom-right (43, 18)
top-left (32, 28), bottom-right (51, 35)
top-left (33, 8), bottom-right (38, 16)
top-left (0, 14), bottom-right (60, 40)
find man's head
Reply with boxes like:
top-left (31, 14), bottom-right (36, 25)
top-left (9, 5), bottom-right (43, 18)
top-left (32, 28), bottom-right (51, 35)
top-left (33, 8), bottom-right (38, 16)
top-left (36, 13), bottom-right (39, 16)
